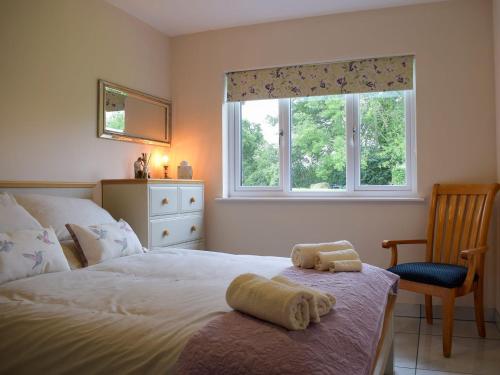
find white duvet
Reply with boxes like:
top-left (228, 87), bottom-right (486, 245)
top-left (0, 248), bottom-right (291, 374)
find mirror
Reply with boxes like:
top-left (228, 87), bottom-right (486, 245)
top-left (98, 80), bottom-right (171, 147)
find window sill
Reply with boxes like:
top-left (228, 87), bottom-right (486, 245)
top-left (216, 196), bottom-right (425, 203)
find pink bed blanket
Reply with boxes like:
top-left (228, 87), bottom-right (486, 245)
top-left (176, 264), bottom-right (399, 375)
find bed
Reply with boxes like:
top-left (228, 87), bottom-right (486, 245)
top-left (0, 181), bottom-right (396, 375)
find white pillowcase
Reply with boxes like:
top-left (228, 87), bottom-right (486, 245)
top-left (0, 227), bottom-right (70, 284)
top-left (0, 193), bottom-right (43, 233)
top-left (15, 194), bottom-right (115, 241)
top-left (66, 219), bottom-right (143, 266)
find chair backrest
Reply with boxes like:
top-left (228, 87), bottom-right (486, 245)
top-left (426, 184), bottom-right (499, 271)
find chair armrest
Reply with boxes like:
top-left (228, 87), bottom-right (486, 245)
top-left (460, 246), bottom-right (488, 260)
top-left (382, 239), bottom-right (427, 248)
top-left (381, 239), bottom-right (427, 268)
top-left (460, 246), bottom-right (487, 293)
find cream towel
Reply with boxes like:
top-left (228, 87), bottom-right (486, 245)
top-left (314, 249), bottom-right (360, 271)
top-left (291, 240), bottom-right (354, 268)
top-left (226, 273), bottom-right (313, 330)
top-left (329, 260), bottom-right (363, 273)
top-left (272, 275), bottom-right (335, 318)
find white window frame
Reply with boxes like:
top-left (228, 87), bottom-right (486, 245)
top-left (226, 90), bottom-right (416, 198)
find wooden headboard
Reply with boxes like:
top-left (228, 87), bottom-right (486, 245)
top-left (0, 181), bottom-right (97, 200)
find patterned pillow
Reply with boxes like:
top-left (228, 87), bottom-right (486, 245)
top-left (0, 227), bottom-right (70, 285)
top-left (66, 220), bottom-right (143, 266)
top-left (59, 240), bottom-right (84, 270)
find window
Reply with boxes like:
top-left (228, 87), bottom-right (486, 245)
top-left (240, 99), bottom-right (280, 187)
top-left (105, 111), bottom-right (125, 133)
top-left (227, 90), bottom-right (415, 197)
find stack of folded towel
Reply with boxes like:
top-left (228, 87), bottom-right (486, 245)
top-left (291, 240), bottom-right (362, 273)
top-left (226, 273), bottom-right (335, 330)
top-left (272, 275), bottom-right (336, 319)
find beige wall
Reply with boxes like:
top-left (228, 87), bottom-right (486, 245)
top-left (0, 0), bottom-right (171, 182)
top-left (494, 0), bottom-right (500, 314)
top-left (171, 0), bottom-right (498, 307)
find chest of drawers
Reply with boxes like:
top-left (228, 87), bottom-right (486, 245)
top-left (101, 179), bottom-right (204, 250)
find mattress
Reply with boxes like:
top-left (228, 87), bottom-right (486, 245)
top-left (0, 248), bottom-right (291, 374)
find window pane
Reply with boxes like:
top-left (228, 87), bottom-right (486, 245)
top-left (105, 111), bottom-right (125, 132)
top-left (359, 91), bottom-right (407, 186)
top-left (240, 99), bottom-right (280, 187)
top-left (291, 95), bottom-right (346, 191)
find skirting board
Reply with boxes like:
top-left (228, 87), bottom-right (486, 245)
top-left (394, 303), bottom-right (497, 322)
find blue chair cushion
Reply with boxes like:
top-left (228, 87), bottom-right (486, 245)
top-left (387, 262), bottom-right (471, 288)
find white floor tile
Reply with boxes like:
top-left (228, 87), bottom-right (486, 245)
top-left (417, 334), bottom-right (500, 375)
top-left (395, 317), bottom-right (420, 334)
top-left (419, 319), bottom-right (500, 340)
top-left (416, 370), bottom-right (471, 375)
top-left (394, 367), bottom-right (416, 375)
top-left (395, 303), bottom-right (422, 318)
top-left (395, 333), bottom-right (419, 368)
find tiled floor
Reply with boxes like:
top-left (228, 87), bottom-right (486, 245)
top-left (393, 317), bottom-right (500, 375)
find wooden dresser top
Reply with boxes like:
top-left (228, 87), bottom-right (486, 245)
top-left (101, 179), bottom-right (203, 185)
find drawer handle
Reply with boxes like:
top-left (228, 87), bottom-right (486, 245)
top-left (162, 198), bottom-right (169, 205)
top-left (162, 229), bottom-right (170, 237)
top-left (190, 197), bottom-right (196, 204)
top-left (190, 225), bottom-right (197, 233)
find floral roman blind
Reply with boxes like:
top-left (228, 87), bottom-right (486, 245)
top-left (105, 90), bottom-right (126, 112)
top-left (225, 55), bottom-right (414, 102)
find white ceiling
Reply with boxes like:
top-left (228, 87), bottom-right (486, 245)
top-left (106, 0), bottom-right (448, 37)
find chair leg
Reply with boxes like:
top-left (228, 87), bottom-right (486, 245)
top-left (442, 292), bottom-right (455, 358)
top-left (474, 283), bottom-right (486, 338)
top-left (425, 295), bottom-right (433, 324)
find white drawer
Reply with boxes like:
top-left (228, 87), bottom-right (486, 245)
top-left (162, 240), bottom-right (205, 251)
top-left (180, 186), bottom-right (203, 212)
top-left (171, 240), bottom-right (205, 250)
top-left (149, 186), bottom-right (178, 216)
top-left (150, 215), bottom-right (203, 247)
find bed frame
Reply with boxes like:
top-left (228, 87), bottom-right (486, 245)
top-left (0, 180), bottom-right (96, 200)
top-left (0, 180), bottom-right (395, 375)
top-left (373, 294), bottom-right (396, 375)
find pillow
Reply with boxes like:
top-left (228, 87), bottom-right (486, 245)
top-left (66, 219), bottom-right (143, 266)
top-left (0, 193), bottom-right (43, 233)
top-left (59, 240), bottom-right (84, 270)
top-left (0, 227), bottom-right (70, 284)
top-left (15, 194), bottom-right (115, 241)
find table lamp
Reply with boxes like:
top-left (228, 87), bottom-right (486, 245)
top-left (162, 155), bottom-right (169, 179)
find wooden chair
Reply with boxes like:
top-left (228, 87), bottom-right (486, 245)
top-left (382, 183), bottom-right (499, 357)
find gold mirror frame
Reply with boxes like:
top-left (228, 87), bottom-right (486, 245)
top-left (98, 79), bottom-right (172, 147)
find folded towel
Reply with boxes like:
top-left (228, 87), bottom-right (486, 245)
top-left (272, 275), bottom-right (335, 318)
top-left (226, 273), bottom-right (314, 330)
top-left (314, 249), bottom-right (360, 271)
top-left (291, 240), bottom-right (354, 268)
top-left (329, 259), bottom-right (363, 272)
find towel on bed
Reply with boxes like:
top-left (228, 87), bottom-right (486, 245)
top-left (291, 240), bottom-right (353, 268)
top-left (314, 249), bottom-right (360, 271)
top-left (272, 275), bottom-right (335, 318)
top-left (226, 273), bottom-right (314, 330)
top-left (329, 259), bottom-right (363, 272)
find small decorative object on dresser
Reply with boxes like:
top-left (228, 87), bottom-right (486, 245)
top-left (101, 179), bottom-right (204, 250)
top-left (133, 153), bottom-right (151, 179)
top-left (134, 158), bottom-right (143, 178)
top-left (178, 160), bottom-right (193, 179)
